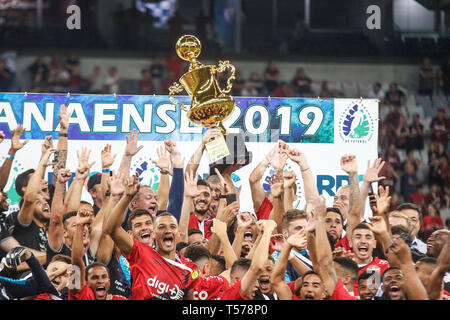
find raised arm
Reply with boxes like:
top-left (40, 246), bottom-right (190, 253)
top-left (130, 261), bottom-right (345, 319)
top-left (48, 168), bottom-right (72, 252)
top-left (153, 145), bottom-right (171, 210)
top-left (18, 148), bottom-right (56, 226)
top-left (53, 105), bottom-right (70, 185)
top-left (360, 158), bottom-right (385, 218)
top-left (287, 148), bottom-right (319, 203)
top-left (340, 154), bottom-right (362, 239)
top-left (166, 140), bottom-right (185, 221)
top-left (388, 237), bottom-right (428, 300)
top-left (240, 219), bottom-right (277, 297)
top-left (270, 235), bottom-right (298, 300)
top-left (0, 126), bottom-right (28, 190)
top-left (63, 147), bottom-right (95, 214)
top-left (179, 170), bottom-right (200, 243)
top-left (103, 174), bottom-right (140, 256)
top-left (427, 234), bottom-right (450, 300)
top-left (369, 185), bottom-right (391, 234)
top-left (211, 218), bottom-right (238, 269)
top-left (268, 173), bottom-right (285, 234)
top-left (70, 210), bottom-right (93, 294)
top-left (231, 212), bottom-right (253, 258)
top-left (118, 129), bottom-right (143, 179)
top-left (283, 171), bottom-right (296, 212)
top-left (185, 127), bottom-right (222, 177)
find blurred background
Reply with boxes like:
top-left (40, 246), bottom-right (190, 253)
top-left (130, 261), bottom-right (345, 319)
top-left (0, 0), bottom-right (449, 235)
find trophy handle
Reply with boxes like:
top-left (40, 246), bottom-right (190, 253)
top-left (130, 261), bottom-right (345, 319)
top-left (169, 82), bottom-right (188, 112)
top-left (216, 60), bottom-right (235, 95)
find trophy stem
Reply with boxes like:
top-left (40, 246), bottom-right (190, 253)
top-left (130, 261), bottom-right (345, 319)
top-left (217, 122), bottom-right (227, 135)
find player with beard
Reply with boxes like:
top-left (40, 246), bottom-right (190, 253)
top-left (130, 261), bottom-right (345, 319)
top-left (103, 172), bottom-right (198, 300)
top-left (205, 175), bottom-right (222, 218)
top-left (10, 148), bottom-right (56, 254)
top-left (183, 244), bottom-right (229, 300)
top-left (69, 209), bottom-right (126, 300)
top-left (188, 180), bottom-right (214, 239)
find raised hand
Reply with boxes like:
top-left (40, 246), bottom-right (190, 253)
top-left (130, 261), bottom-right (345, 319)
top-left (77, 207), bottom-right (94, 226)
top-left (216, 201), bottom-right (240, 224)
top-left (370, 185), bottom-right (391, 216)
top-left (340, 154), bottom-right (357, 174)
top-left (214, 168), bottom-right (230, 194)
top-left (363, 158), bottom-right (386, 183)
top-left (287, 229), bottom-right (307, 250)
top-left (283, 171), bottom-right (296, 189)
top-left (58, 104), bottom-right (70, 132)
top-left (125, 172), bottom-right (140, 197)
top-left (76, 147), bottom-right (95, 173)
top-left (110, 170), bottom-right (125, 196)
top-left (388, 236), bottom-right (412, 265)
top-left (10, 125), bottom-right (29, 152)
top-left (152, 145), bottom-right (171, 174)
top-left (184, 170), bottom-right (200, 198)
top-left (368, 215), bottom-right (388, 235)
top-left (41, 136), bottom-right (54, 155)
top-left (268, 173), bottom-right (284, 198)
top-left (306, 211), bottom-right (318, 233)
top-left (40, 148), bottom-right (57, 167)
top-left (101, 144), bottom-right (117, 169)
top-left (257, 219), bottom-right (277, 234)
top-left (332, 247), bottom-right (354, 259)
top-left (202, 126), bottom-right (222, 147)
top-left (236, 212), bottom-right (254, 230)
top-left (287, 148), bottom-right (309, 170)
top-left (211, 218), bottom-right (228, 238)
top-left (271, 234), bottom-right (286, 252)
top-left (125, 129), bottom-right (144, 157)
top-left (165, 139), bottom-right (183, 169)
top-left (309, 194), bottom-right (327, 219)
top-left (56, 168), bottom-right (72, 184)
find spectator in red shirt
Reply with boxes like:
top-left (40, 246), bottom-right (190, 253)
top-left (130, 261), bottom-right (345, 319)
top-left (408, 184), bottom-right (426, 211)
top-left (290, 68), bottom-right (312, 96)
top-left (430, 108), bottom-right (448, 145)
top-left (272, 82), bottom-right (294, 97)
top-left (421, 204), bottom-right (444, 241)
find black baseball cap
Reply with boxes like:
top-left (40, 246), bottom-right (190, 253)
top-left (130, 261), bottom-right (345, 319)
top-left (15, 169), bottom-right (35, 197)
top-left (87, 173), bottom-right (102, 191)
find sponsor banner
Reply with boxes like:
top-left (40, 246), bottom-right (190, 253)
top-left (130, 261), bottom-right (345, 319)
top-left (0, 94), bottom-right (378, 216)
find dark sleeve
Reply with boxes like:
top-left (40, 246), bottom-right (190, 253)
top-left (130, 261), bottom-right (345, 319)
top-left (167, 167), bottom-right (184, 222)
top-left (0, 256), bottom-right (57, 299)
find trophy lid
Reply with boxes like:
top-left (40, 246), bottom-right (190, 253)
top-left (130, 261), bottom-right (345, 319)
top-left (176, 35), bottom-right (203, 70)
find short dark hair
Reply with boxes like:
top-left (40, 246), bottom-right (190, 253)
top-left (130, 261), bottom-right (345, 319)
top-left (155, 211), bottom-right (176, 220)
top-left (230, 258), bottom-right (251, 277)
top-left (127, 208), bottom-right (153, 229)
top-left (352, 223), bottom-right (371, 234)
top-left (188, 229), bottom-right (203, 237)
top-left (15, 169), bottom-right (35, 197)
top-left (391, 225), bottom-right (412, 246)
top-left (382, 266), bottom-right (401, 279)
top-left (62, 211), bottom-right (78, 228)
top-left (197, 179), bottom-right (210, 189)
top-left (398, 203), bottom-right (422, 222)
top-left (326, 207), bottom-right (343, 223)
top-left (85, 262), bottom-right (110, 281)
top-left (176, 242), bottom-right (189, 252)
top-left (211, 254), bottom-right (226, 273)
top-left (358, 270), bottom-right (379, 282)
top-left (417, 257), bottom-right (437, 265)
top-left (333, 257), bottom-right (359, 279)
top-left (281, 209), bottom-right (307, 230)
top-left (87, 173), bottom-right (102, 191)
top-left (302, 270), bottom-right (321, 282)
top-left (183, 245), bottom-right (211, 265)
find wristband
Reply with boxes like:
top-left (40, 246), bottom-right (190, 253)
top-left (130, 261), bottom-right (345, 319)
top-left (8, 155), bottom-right (14, 160)
top-left (102, 168), bottom-right (110, 173)
top-left (58, 133), bottom-right (68, 137)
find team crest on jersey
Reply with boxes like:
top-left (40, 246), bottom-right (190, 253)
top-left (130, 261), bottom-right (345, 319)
top-left (338, 101), bottom-right (375, 143)
top-left (131, 156), bottom-right (160, 192)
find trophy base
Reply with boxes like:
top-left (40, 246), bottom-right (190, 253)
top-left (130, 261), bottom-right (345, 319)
top-left (188, 96), bottom-right (235, 128)
top-left (208, 133), bottom-right (252, 176)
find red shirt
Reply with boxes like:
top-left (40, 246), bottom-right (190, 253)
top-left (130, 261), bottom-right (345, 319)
top-left (421, 215), bottom-right (444, 230)
top-left (126, 239), bottom-right (198, 300)
top-left (34, 293), bottom-right (62, 300)
top-left (443, 290), bottom-right (450, 300)
top-left (188, 213), bottom-right (213, 239)
top-left (219, 280), bottom-right (249, 300)
top-left (335, 235), bottom-right (352, 252)
top-left (354, 257), bottom-right (389, 296)
top-left (287, 280), bottom-right (300, 300)
top-left (255, 197), bottom-right (273, 220)
top-left (329, 280), bottom-right (359, 300)
top-left (192, 275), bottom-right (229, 300)
top-left (69, 284), bottom-right (127, 300)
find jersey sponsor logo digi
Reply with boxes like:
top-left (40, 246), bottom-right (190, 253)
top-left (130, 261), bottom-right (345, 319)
top-left (338, 102), bottom-right (375, 143)
top-left (146, 275), bottom-right (184, 299)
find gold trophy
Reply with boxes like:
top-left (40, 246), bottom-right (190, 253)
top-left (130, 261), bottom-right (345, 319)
top-left (169, 35), bottom-right (236, 164)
